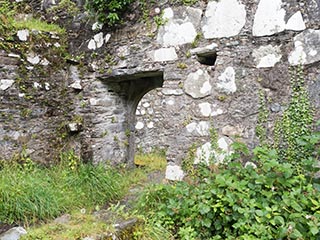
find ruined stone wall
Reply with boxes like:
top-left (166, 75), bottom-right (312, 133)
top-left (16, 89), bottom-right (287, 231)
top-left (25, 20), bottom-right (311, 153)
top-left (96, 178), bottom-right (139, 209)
top-left (0, 0), bottom-right (320, 176)
top-left (129, 0), bottom-right (320, 179)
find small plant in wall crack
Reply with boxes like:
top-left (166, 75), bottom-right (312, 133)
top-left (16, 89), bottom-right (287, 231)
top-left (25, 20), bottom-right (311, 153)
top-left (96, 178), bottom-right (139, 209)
top-left (191, 32), bottom-right (202, 48)
top-left (125, 128), bottom-right (131, 137)
top-left (153, 12), bottom-right (167, 28)
top-left (177, 62), bottom-right (187, 69)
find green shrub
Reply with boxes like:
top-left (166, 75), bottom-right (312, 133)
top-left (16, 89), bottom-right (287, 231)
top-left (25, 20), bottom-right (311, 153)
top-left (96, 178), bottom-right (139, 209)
top-left (85, 0), bottom-right (134, 26)
top-left (138, 147), bottom-right (320, 239)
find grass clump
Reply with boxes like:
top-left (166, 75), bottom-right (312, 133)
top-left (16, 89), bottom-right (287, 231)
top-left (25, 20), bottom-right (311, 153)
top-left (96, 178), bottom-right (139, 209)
top-left (0, 160), bottom-right (127, 225)
top-left (13, 18), bottom-right (66, 34)
top-left (21, 211), bottom-right (110, 240)
top-left (0, 0), bottom-right (65, 37)
top-left (134, 149), bottom-right (167, 171)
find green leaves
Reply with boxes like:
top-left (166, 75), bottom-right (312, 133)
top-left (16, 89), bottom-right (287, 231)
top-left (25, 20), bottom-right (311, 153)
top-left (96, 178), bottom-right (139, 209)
top-left (138, 155), bottom-right (320, 239)
top-left (85, 0), bottom-right (134, 26)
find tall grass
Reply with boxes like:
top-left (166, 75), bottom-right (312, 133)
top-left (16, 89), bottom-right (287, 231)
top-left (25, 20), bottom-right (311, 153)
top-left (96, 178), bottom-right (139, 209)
top-left (0, 162), bottom-right (126, 224)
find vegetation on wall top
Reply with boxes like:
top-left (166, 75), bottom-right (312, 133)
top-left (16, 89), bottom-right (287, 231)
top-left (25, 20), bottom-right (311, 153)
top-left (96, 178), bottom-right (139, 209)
top-left (85, 0), bottom-right (200, 26)
top-left (85, 0), bottom-right (134, 26)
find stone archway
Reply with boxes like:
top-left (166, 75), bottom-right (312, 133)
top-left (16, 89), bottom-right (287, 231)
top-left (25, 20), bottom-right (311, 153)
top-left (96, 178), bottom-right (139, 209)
top-left (96, 70), bottom-right (164, 166)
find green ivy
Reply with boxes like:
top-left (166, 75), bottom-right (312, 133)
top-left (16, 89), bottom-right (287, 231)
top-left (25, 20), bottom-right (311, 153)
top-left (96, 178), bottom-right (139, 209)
top-left (280, 66), bottom-right (314, 163)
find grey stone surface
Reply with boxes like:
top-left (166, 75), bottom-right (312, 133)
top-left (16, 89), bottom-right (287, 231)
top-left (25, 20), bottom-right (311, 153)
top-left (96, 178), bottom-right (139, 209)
top-left (289, 29), bottom-right (320, 65)
top-left (149, 47), bottom-right (178, 62)
top-left (0, 227), bottom-right (27, 240)
top-left (252, 45), bottom-right (282, 68)
top-left (184, 69), bottom-right (212, 98)
top-left (217, 67), bottom-right (237, 94)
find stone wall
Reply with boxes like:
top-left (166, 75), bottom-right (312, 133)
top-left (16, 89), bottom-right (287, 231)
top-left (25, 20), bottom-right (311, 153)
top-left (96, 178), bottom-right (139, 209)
top-left (0, 0), bottom-right (320, 178)
top-left (130, 0), bottom-right (320, 179)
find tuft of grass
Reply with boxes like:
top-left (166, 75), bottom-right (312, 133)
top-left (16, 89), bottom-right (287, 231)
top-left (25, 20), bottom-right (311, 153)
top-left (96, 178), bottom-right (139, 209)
top-left (21, 211), bottom-right (110, 240)
top-left (22, 205), bottom-right (173, 240)
top-left (0, 162), bottom-right (128, 225)
top-left (134, 150), bottom-right (167, 171)
top-left (13, 18), bottom-right (66, 34)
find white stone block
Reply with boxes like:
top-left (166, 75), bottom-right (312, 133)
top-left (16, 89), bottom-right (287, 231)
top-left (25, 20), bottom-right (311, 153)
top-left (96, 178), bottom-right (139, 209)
top-left (88, 39), bottom-right (96, 50)
top-left (217, 67), bottom-right (236, 94)
top-left (288, 29), bottom-right (320, 65)
top-left (252, 0), bottom-right (286, 36)
top-left (163, 7), bottom-right (174, 19)
top-left (286, 11), bottom-right (306, 31)
top-left (17, 29), bottom-right (29, 41)
top-left (89, 98), bottom-right (98, 106)
top-left (199, 102), bottom-right (211, 117)
top-left (157, 7), bottom-right (202, 46)
top-left (27, 52), bottom-right (40, 65)
top-left (70, 80), bottom-right (82, 90)
top-left (0, 79), bottom-right (14, 90)
top-left (135, 121), bottom-right (144, 130)
top-left (184, 69), bottom-right (212, 98)
top-left (151, 47), bottom-right (178, 62)
top-left (94, 32), bottom-right (104, 49)
top-left (165, 165), bottom-right (184, 181)
top-left (196, 121), bottom-right (210, 136)
top-left (201, 0), bottom-right (246, 39)
top-left (147, 122), bottom-right (154, 128)
top-left (44, 82), bottom-right (50, 91)
top-left (186, 122), bottom-right (197, 133)
top-left (33, 82), bottom-right (41, 89)
top-left (92, 22), bottom-right (103, 31)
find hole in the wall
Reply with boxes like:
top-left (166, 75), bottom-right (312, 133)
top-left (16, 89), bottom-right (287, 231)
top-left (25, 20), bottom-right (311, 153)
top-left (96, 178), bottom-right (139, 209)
top-left (196, 51), bottom-right (217, 66)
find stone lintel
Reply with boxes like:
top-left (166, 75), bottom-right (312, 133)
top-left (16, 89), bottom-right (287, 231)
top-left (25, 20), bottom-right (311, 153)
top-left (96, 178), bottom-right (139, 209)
top-left (98, 69), bottom-right (164, 82)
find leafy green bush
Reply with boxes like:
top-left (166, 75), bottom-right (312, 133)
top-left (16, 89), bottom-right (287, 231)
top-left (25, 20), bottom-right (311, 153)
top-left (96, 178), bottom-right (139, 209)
top-left (138, 146), bottom-right (320, 239)
top-left (0, 161), bottom-right (126, 224)
top-left (85, 0), bottom-right (134, 26)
